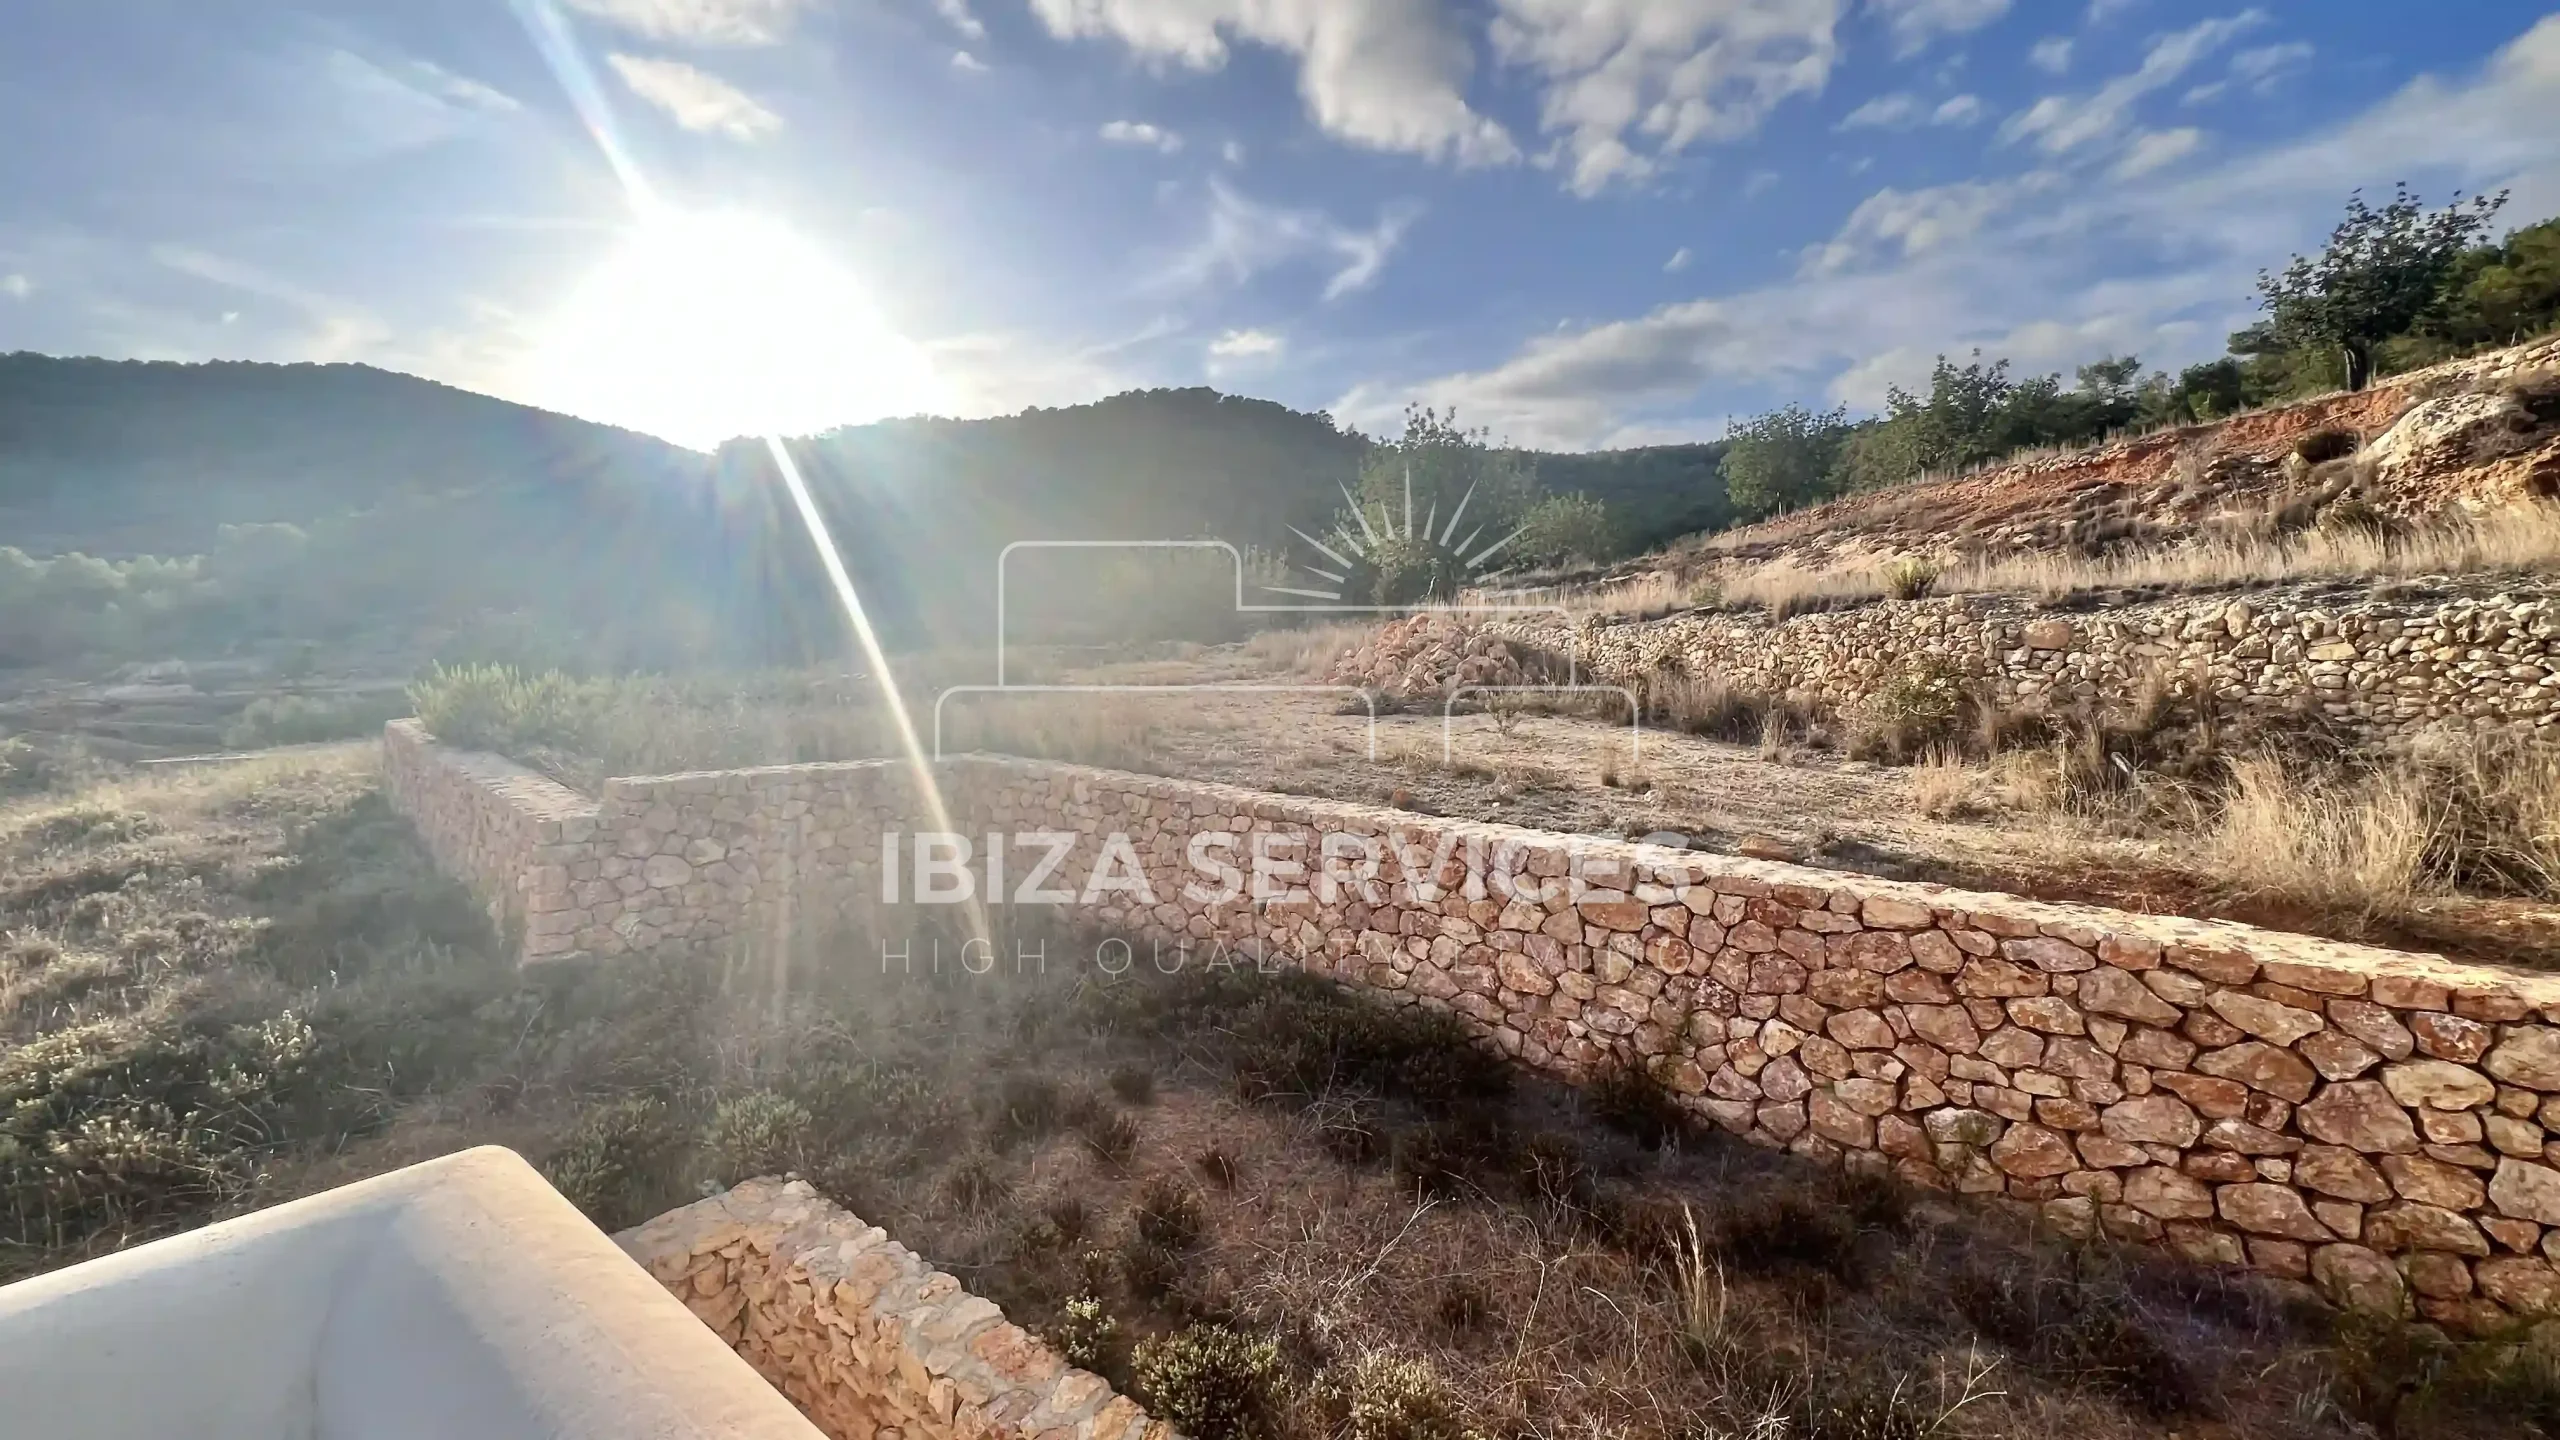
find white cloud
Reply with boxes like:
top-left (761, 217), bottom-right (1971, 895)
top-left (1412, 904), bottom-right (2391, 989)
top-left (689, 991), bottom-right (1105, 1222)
top-left (1801, 175), bottom-right (2048, 275)
top-left (2085, 0), bottom-right (2141, 22)
top-left (1871, 0), bottom-right (2013, 56)
top-left (2232, 40), bottom-right (2312, 87)
top-left (2001, 10), bottom-right (2262, 156)
top-left (1101, 119), bottom-right (1184, 152)
top-left (1841, 90), bottom-right (1983, 130)
top-left (1222, 139), bottom-right (1246, 165)
top-left (1029, 0), bottom-right (1515, 166)
top-left (1165, 180), bottom-right (1422, 302)
top-left (607, 54), bottom-right (782, 138)
top-left (2113, 126), bottom-right (2203, 178)
top-left (1934, 94), bottom-right (1984, 126)
top-left (1839, 93), bottom-right (1921, 130)
top-left (1490, 0), bottom-right (1848, 195)
top-left (1666, 246), bottom-right (1693, 273)
top-left (1745, 169), bottom-right (1782, 197)
top-left (933, 0), bottom-right (987, 41)
top-left (1208, 327), bottom-right (1284, 358)
top-left (2029, 36), bottom-right (2072, 75)
top-left (1364, 13), bottom-right (2560, 449)
top-left (562, 0), bottom-right (816, 45)
top-left (2, 274), bottom-right (31, 300)
top-left (952, 49), bottom-right (988, 71)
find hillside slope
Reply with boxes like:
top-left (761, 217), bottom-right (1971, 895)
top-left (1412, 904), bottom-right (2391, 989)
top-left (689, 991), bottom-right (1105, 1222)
top-left (1696, 336), bottom-right (2560, 579)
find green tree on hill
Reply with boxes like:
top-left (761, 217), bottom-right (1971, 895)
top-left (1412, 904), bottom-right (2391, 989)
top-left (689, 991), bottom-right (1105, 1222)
top-left (2257, 183), bottom-right (2509, 391)
top-left (1322, 406), bottom-right (1538, 603)
top-left (1720, 404), bottom-right (1851, 519)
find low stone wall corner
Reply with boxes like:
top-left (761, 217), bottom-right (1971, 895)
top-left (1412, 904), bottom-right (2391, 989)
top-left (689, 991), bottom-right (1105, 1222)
top-left (620, 1179), bottom-right (1172, 1440)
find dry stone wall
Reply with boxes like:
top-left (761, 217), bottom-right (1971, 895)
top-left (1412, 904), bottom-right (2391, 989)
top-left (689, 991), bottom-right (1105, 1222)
top-left (620, 1179), bottom-right (1168, 1440)
top-left (386, 721), bottom-right (915, 963)
top-left (389, 725), bottom-right (2560, 1329)
top-left (949, 758), bottom-right (2560, 1333)
top-left (1489, 579), bottom-right (2560, 744)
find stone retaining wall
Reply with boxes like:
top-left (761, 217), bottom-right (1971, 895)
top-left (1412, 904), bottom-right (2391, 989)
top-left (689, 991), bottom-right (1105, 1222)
top-left (619, 1179), bottom-right (1168, 1440)
top-left (385, 721), bottom-right (915, 963)
top-left (382, 719), bottom-right (598, 939)
top-left (1489, 579), bottom-right (2560, 744)
top-left (389, 725), bottom-right (2560, 1330)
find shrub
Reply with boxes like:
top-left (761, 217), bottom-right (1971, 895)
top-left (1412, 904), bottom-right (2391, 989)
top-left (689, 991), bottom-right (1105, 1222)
top-left (1132, 1324), bottom-right (1283, 1440)
top-left (1881, 557), bottom-right (1941, 601)
top-left (543, 1096), bottom-right (692, 1231)
top-left (1588, 1060), bottom-right (1687, 1150)
top-left (1078, 1108), bottom-right (1141, 1164)
top-left (222, 692), bottom-right (408, 749)
top-left (992, 1073), bottom-right (1065, 1147)
top-left (406, 663), bottom-right (602, 756)
top-left (704, 1091), bottom-right (812, 1185)
top-left (944, 1152), bottom-right (1007, 1214)
top-left (1109, 1064), bottom-right (1157, 1105)
top-left (2295, 427), bottom-right (2362, 465)
top-left (1050, 1292), bottom-right (1119, 1371)
top-left (1195, 1145), bottom-right (1241, 1189)
top-left (1120, 1236), bottom-right (1188, 1301)
top-left (1849, 658), bottom-right (1967, 763)
top-left (1435, 1280), bottom-right (1492, 1335)
top-left (1134, 1176), bottom-right (1205, 1251)
top-left (1344, 1350), bottom-right (1470, 1440)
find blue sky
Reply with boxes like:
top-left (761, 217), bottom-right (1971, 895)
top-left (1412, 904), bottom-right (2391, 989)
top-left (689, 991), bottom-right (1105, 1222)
top-left (4, 1), bottom-right (2558, 451)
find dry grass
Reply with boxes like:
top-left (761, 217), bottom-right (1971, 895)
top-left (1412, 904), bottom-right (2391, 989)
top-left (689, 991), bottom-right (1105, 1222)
top-left (1669, 503), bottom-right (2560, 619)
top-left (1237, 622), bottom-right (1381, 679)
top-left (1911, 750), bottom-right (1984, 820)
top-left (2203, 756), bottom-right (2436, 929)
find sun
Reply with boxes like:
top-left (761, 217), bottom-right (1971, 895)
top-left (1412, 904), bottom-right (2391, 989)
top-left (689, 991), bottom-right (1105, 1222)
top-left (522, 209), bottom-right (949, 449)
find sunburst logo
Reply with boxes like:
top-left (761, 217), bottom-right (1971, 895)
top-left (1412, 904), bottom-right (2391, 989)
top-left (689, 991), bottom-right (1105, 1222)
top-left (1267, 468), bottom-right (1531, 603)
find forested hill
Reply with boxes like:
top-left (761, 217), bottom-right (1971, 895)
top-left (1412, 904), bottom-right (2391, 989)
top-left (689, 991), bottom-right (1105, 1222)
top-left (0, 355), bottom-right (1730, 670)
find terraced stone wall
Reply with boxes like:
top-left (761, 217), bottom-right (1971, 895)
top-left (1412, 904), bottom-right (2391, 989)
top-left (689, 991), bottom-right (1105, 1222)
top-left (1490, 579), bottom-right (2560, 745)
top-left (950, 758), bottom-right (2560, 1333)
top-left (388, 726), bottom-right (2560, 1329)
top-left (620, 1179), bottom-right (1169, 1440)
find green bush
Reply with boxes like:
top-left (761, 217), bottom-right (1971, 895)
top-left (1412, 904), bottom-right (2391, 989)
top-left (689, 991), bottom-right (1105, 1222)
top-left (1849, 658), bottom-right (1967, 763)
top-left (543, 1096), bottom-right (691, 1231)
top-left (223, 692), bottom-right (408, 749)
top-left (1133, 1323), bottom-right (1283, 1440)
top-left (1049, 1292), bottom-right (1118, 1371)
top-left (1345, 1351), bottom-right (1471, 1440)
top-left (406, 663), bottom-right (604, 756)
top-left (1881, 557), bottom-right (1941, 601)
top-left (704, 1091), bottom-right (812, 1185)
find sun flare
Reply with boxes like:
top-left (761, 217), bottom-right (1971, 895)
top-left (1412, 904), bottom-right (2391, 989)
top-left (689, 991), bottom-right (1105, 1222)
top-left (522, 209), bottom-right (947, 449)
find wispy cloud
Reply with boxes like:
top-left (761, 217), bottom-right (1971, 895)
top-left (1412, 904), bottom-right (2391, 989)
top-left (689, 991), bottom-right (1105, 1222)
top-left (1872, 0), bottom-right (2014, 56)
top-left (2, 274), bottom-right (31, 301)
top-left (1029, 0), bottom-right (1514, 167)
top-left (2030, 36), bottom-right (2074, 75)
top-left (607, 54), bottom-right (782, 138)
top-left (932, 0), bottom-right (986, 42)
top-left (1666, 247), bottom-right (1693, 274)
top-left (951, 49), bottom-right (988, 72)
top-left (1840, 90), bottom-right (1983, 131)
top-left (562, 0), bottom-right (817, 46)
top-left (1208, 328), bottom-right (1283, 359)
top-left (1363, 14), bottom-right (2560, 448)
top-left (1100, 119), bottom-right (1183, 153)
top-left (1491, 0), bottom-right (1847, 194)
top-left (1167, 179), bottom-right (1422, 302)
top-left (2002, 10), bottom-right (2263, 157)
top-left (2114, 126), bottom-right (2205, 178)
top-left (151, 245), bottom-right (392, 361)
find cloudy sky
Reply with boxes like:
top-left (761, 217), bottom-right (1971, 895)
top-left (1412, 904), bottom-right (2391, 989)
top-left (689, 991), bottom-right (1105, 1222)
top-left (4, 1), bottom-right (2557, 450)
